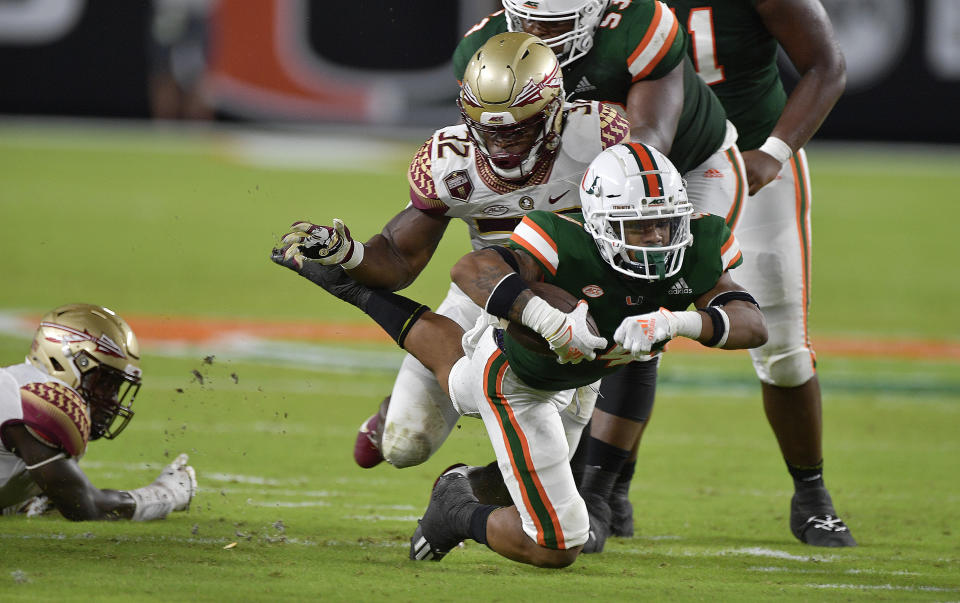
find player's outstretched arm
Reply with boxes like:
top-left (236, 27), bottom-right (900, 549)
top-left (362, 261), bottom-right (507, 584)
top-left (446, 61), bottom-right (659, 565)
top-left (451, 248), bottom-right (607, 363)
top-left (615, 272), bottom-right (767, 356)
top-left (5, 424), bottom-right (196, 521)
top-left (272, 208), bottom-right (450, 292)
top-left (744, 0), bottom-right (846, 194)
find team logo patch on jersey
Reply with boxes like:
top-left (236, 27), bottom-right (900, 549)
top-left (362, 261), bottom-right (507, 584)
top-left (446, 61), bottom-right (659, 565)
top-left (482, 204), bottom-right (509, 216)
top-left (582, 285), bottom-right (604, 298)
top-left (518, 196), bottom-right (535, 211)
top-left (625, 295), bottom-right (643, 306)
top-left (444, 170), bottom-right (473, 202)
top-left (668, 278), bottom-right (693, 295)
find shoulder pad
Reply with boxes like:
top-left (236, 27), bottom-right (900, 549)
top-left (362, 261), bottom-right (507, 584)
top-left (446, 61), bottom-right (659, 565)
top-left (599, 103), bottom-right (630, 149)
top-left (407, 137), bottom-right (447, 213)
top-left (19, 381), bottom-right (89, 457)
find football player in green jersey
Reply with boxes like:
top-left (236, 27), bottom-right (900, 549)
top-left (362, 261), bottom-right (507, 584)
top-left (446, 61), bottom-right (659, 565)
top-left (272, 143), bottom-right (766, 567)
top-left (656, 0), bottom-right (851, 547)
top-left (455, 0), bottom-right (751, 552)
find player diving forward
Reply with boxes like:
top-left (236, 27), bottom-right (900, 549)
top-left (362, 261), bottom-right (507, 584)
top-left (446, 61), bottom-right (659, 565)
top-left (1, 304), bottom-right (197, 521)
top-left (273, 142), bottom-right (767, 567)
top-left (275, 33), bottom-right (628, 470)
top-left (455, 0), bottom-right (750, 549)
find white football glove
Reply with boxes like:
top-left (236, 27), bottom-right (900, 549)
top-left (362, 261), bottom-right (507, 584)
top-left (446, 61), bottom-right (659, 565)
top-left (614, 307), bottom-right (702, 358)
top-left (127, 453), bottom-right (198, 521)
top-left (279, 219), bottom-right (364, 270)
top-left (522, 297), bottom-right (608, 364)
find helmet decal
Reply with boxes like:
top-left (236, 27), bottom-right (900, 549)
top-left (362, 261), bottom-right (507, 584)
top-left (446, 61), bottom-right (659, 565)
top-left (460, 81), bottom-right (482, 108)
top-left (510, 63), bottom-right (563, 108)
top-left (41, 322), bottom-right (126, 359)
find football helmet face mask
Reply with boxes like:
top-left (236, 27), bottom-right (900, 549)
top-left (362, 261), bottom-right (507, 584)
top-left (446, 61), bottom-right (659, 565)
top-left (459, 32), bottom-right (565, 181)
top-left (579, 143), bottom-right (693, 280)
top-left (28, 304), bottom-right (142, 440)
top-left (503, 0), bottom-right (608, 67)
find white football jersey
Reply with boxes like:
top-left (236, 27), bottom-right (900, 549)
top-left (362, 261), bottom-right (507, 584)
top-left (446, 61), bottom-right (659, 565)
top-left (408, 101), bottom-right (629, 249)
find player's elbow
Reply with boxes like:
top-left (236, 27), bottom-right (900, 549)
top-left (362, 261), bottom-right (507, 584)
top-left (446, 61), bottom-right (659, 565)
top-left (743, 312), bottom-right (769, 349)
top-left (724, 307), bottom-right (768, 350)
top-left (450, 251), bottom-right (484, 289)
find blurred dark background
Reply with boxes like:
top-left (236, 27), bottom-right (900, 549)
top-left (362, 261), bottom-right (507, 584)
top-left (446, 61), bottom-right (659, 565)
top-left (0, 0), bottom-right (957, 142)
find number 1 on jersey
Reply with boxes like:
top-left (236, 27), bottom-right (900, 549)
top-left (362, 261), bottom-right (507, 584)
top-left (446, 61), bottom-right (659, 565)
top-left (687, 7), bottom-right (725, 85)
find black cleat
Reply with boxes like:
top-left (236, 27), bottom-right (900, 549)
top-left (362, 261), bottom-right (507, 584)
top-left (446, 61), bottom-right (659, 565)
top-left (790, 486), bottom-right (857, 547)
top-left (579, 466), bottom-right (617, 554)
top-left (409, 470), bottom-right (478, 561)
top-left (608, 478), bottom-right (634, 538)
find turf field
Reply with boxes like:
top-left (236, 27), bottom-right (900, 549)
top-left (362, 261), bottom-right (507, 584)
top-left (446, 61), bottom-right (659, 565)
top-left (1, 120), bottom-right (958, 600)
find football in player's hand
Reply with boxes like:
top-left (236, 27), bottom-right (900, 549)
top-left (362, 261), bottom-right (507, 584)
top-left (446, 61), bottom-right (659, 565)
top-left (506, 281), bottom-right (600, 356)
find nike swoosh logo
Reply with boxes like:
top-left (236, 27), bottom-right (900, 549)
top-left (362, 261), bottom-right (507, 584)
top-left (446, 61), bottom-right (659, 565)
top-left (547, 191), bottom-right (569, 204)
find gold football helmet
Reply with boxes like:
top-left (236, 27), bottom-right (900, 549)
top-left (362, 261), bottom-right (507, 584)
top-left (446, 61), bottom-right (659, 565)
top-left (28, 303), bottom-right (142, 440)
top-left (459, 32), bottom-right (565, 180)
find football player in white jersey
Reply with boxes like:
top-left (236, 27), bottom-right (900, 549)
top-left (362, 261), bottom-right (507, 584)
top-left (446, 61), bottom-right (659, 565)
top-left (1, 303), bottom-right (197, 521)
top-left (274, 32), bottom-right (628, 472)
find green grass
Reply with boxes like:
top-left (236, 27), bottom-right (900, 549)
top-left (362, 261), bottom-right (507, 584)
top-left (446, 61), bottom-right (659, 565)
top-left (1, 122), bottom-right (958, 600)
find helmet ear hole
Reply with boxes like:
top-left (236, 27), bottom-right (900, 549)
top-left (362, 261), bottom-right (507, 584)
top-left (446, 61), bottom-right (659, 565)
top-left (49, 358), bottom-right (64, 372)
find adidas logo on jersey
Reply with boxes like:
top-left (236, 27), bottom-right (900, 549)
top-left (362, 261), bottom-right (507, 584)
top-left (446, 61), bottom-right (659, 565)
top-left (704, 169), bottom-right (724, 178)
top-left (573, 76), bottom-right (596, 94)
top-left (668, 278), bottom-right (692, 295)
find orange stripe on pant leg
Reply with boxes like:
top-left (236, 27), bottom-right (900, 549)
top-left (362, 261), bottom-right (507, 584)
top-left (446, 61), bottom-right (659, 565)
top-left (790, 152), bottom-right (816, 370)
top-left (483, 354), bottom-right (565, 548)
top-left (724, 146), bottom-right (746, 229)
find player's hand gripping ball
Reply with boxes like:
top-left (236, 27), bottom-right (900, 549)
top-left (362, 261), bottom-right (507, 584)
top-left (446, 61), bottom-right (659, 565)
top-left (507, 281), bottom-right (602, 358)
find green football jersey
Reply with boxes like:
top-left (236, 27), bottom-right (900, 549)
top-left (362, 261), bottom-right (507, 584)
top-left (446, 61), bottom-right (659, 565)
top-left (453, 1), bottom-right (728, 174)
top-left (502, 210), bottom-right (742, 390)
top-left (667, 0), bottom-right (787, 151)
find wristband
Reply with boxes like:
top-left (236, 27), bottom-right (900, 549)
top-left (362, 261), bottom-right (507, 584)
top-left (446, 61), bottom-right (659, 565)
top-left (341, 241), bottom-right (365, 270)
top-left (757, 136), bottom-right (793, 164)
top-left (670, 310), bottom-right (703, 340)
top-left (485, 273), bottom-right (530, 319)
top-left (520, 296), bottom-right (565, 340)
top-left (700, 306), bottom-right (730, 348)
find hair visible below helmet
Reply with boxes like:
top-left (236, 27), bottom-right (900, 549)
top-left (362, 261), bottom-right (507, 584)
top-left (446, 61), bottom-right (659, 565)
top-left (28, 303), bottom-right (142, 440)
top-left (579, 143), bottom-right (694, 280)
top-left (503, 0), bottom-right (607, 67)
top-left (459, 32), bottom-right (565, 181)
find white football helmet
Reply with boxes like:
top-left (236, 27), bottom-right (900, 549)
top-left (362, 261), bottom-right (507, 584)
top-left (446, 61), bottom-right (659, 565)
top-left (459, 32), bottom-right (565, 180)
top-left (579, 143), bottom-right (693, 280)
top-left (28, 303), bottom-right (142, 440)
top-left (503, 0), bottom-right (608, 67)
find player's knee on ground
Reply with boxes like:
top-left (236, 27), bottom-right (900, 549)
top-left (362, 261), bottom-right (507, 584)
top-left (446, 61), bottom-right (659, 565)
top-left (527, 544), bottom-right (581, 568)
